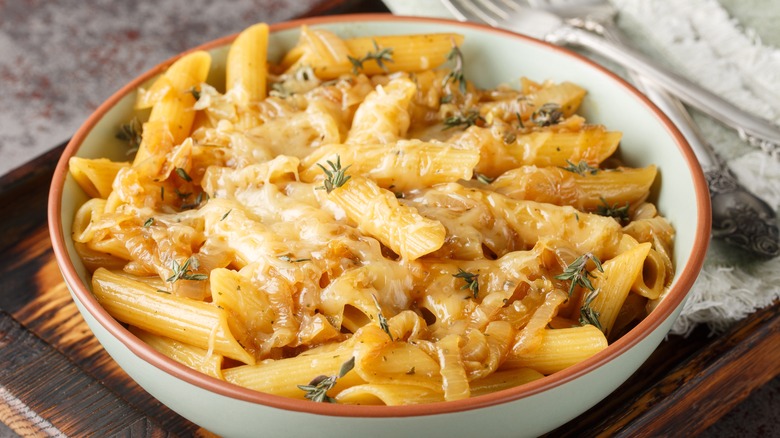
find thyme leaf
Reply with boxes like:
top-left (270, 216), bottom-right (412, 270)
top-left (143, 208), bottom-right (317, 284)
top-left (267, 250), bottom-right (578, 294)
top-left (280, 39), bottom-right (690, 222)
top-left (348, 40), bottom-right (394, 74)
top-left (278, 254), bottom-right (311, 263)
top-left (475, 172), bottom-right (494, 184)
top-left (116, 117), bottom-right (143, 153)
top-left (554, 253), bottom-right (603, 297)
top-left (187, 86), bottom-right (200, 100)
top-left (180, 191), bottom-right (207, 210)
top-left (579, 289), bottom-right (603, 330)
top-left (561, 160), bottom-right (599, 176)
top-left (372, 294), bottom-right (393, 340)
top-left (220, 209), bottom-right (232, 221)
top-left (316, 156), bottom-right (351, 193)
top-left (175, 167), bottom-right (193, 182)
top-left (166, 257), bottom-right (208, 282)
top-left (297, 356), bottom-right (356, 403)
top-left (596, 197), bottom-right (630, 223)
top-left (531, 103), bottom-right (563, 127)
top-left (443, 110), bottom-right (485, 130)
top-left (443, 42), bottom-right (467, 95)
top-left (454, 268), bottom-right (479, 299)
top-left (143, 218), bottom-right (154, 228)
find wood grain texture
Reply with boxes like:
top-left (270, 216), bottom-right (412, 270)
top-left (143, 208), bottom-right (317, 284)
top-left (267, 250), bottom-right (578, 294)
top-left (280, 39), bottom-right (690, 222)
top-left (0, 311), bottom-right (172, 437)
top-left (0, 0), bottom-right (778, 435)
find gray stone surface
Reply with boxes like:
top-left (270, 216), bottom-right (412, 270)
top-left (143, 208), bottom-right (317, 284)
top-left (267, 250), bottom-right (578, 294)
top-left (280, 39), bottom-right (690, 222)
top-left (0, 0), bottom-right (324, 175)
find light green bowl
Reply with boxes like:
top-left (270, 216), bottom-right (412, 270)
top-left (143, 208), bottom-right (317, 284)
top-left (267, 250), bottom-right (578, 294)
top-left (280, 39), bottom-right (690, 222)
top-left (49, 14), bottom-right (710, 438)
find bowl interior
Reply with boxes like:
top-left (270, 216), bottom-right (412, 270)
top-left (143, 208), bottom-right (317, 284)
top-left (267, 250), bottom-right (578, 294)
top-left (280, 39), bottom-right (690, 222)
top-left (51, 14), bottom-right (710, 423)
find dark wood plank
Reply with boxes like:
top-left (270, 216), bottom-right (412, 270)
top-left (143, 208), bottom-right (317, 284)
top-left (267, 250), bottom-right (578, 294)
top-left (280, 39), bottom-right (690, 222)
top-left (612, 300), bottom-right (780, 437)
top-left (0, 310), bottom-right (172, 437)
top-left (548, 301), bottom-right (780, 437)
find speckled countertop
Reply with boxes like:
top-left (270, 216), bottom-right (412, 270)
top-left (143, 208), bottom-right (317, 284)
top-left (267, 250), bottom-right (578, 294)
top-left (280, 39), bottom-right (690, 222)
top-left (0, 0), bottom-right (336, 176)
top-left (0, 0), bottom-right (777, 437)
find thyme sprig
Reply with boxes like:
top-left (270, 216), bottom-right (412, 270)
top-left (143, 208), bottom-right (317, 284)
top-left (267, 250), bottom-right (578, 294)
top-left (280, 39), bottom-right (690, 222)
top-left (579, 289), bottom-right (603, 330)
top-left (180, 191), bottom-right (207, 210)
top-left (372, 294), bottom-right (393, 340)
top-left (443, 110), bottom-right (485, 130)
top-left (187, 86), bottom-right (200, 100)
top-left (297, 356), bottom-right (356, 403)
top-left (531, 103), bottom-right (564, 127)
top-left (475, 172), bottom-right (494, 184)
top-left (443, 42), bottom-right (467, 95)
top-left (316, 156), bottom-right (351, 193)
top-left (561, 160), bottom-right (599, 176)
top-left (596, 197), bottom-right (630, 223)
top-left (175, 167), bottom-right (193, 182)
top-left (166, 257), bottom-right (208, 282)
top-left (555, 253), bottom-right (603, 297)
top-left (348, 40), bottom-right (394, 74)
top-left (454, 268), bottom-right (479, 299)
top-left (278, 254), bottom-right (311, 263)
top-left (116, 117), bottom-right (143, 153)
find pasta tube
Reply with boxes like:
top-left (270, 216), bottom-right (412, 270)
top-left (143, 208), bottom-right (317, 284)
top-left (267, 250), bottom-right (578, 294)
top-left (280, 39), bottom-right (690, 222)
top-left (326, 176), bottom-right (446, 260)
top-left (91, 268), bottom-right (254, 364)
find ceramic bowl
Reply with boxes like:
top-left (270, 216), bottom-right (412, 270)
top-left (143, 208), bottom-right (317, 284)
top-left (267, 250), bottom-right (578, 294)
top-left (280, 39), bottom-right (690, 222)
top-left (48, 14), bottom-right (710, 438)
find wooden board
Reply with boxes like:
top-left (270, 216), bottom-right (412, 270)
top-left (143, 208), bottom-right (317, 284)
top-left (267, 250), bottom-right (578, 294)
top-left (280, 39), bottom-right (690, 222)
top-left (3, 143), bottom-right (779, 438)
top-left (1, 2), bottom-right (778, 435)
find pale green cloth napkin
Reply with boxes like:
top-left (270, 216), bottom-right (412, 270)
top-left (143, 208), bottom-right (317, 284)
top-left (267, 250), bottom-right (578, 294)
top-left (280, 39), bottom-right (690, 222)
top-left (382, 0), bottom-right (780, 335)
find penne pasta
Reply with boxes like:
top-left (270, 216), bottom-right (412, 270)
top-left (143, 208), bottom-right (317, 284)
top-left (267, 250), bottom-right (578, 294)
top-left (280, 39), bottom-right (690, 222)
top-left (227, 23), bottom-right (270, 104)
top-left (300, 139), bottom-right (479, 191)
top-left (68, 157), bottom-right (130, 199)
top-left (325, 176), bottom-right (446, 260)
top-left (91, 268), bottom-right (254, 364)
top-left (587, 242), bottom-right (652, 337)
top-left (505, 326), bottom-right (608, 375)
top-left (69, 23), bottom-right (675, 405)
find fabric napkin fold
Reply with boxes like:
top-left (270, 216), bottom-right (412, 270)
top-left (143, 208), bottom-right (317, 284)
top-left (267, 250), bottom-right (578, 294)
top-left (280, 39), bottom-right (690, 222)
top-left (382, 0), bottom-right (780, 335)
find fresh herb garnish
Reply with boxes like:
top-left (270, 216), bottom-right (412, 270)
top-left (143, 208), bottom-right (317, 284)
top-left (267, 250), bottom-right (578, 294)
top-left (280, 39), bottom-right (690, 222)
top-left (579, 289), bottom-right (603, 330)
top-left (297, 356), bottom-right (356, 403)
top-left (116, 117), bottom-right (143, 152)
top-left (475, 172), bottom-right (494, 184)
top-left (143, 218), bottom-right (154, 228)
top-left (175, 167), bottom-right (193, 182)
top-left (554, 253), bottom-right (603, 297)
top-left (316, 156), bottom-right (351, 194)
top-left (503, 131), bottom-right (517, 144)
top-left (531, 103), bottom-right (563, 127)
top-left (454, 268), bottom-right (479, 299)
top-left (348, 40), bottom-right (394, 74)
top-left (278, 254), bottom-right (311, 263)
top-left (372, 294), bottom-right (393, 340)
top-left (596, 197), bottom-right (630, 223)
top-left (180, 191), bottom-right (207, 210)
top-left (188, 86), bottom-right (200, 100)
top-left (174, 187), bottom-right (191, 200)
top-left (220, 209), bottom-right (232, 221)
top-left (166, 257), bottom-right (208, 282)
top-left (443, 110), bottom-right (485, 130)
top-left (515, 112), bottom-right (525, 129)
top-left (443, 42), bottom-right (467, 95)
top-left (440, 94), bottom-right (453, 104)
top-left (561, 160), bottom-right (599, 176)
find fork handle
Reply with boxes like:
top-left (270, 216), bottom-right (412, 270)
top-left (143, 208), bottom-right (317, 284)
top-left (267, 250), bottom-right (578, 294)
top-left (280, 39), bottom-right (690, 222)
top-left (547, 25), bottom-right (780, 151)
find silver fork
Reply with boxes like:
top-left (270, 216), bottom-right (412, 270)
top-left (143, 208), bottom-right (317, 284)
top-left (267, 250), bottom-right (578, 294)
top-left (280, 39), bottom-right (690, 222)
top-left (443, 0), bottom-right (780, 257)
top-left (528, 0), bottom-right (780, 256)
top-left (442, 0), bottom-right (780, 153)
